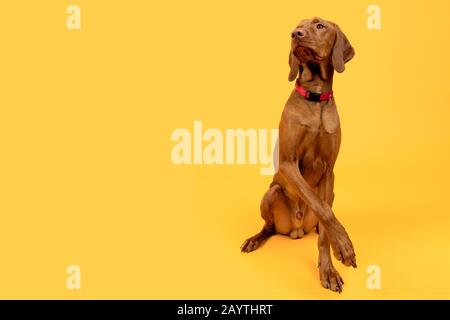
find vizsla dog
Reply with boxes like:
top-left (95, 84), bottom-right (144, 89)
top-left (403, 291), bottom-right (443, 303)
top-left (241, 17), bottom-right (356, 293)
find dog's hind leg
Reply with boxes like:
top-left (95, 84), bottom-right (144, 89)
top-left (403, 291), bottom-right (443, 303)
top-left (240, 183), bottom-right (287, 253)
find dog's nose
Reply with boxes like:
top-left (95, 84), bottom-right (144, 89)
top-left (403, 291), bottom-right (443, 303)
top-left (291, 28), bottom-right (306, 39)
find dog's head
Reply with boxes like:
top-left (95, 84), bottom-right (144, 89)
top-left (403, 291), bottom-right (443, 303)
top-left (288, 17), bottom-right (355, 81)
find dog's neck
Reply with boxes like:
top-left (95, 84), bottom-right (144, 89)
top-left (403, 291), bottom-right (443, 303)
top-left (297, 60), bottom-right (334, 93)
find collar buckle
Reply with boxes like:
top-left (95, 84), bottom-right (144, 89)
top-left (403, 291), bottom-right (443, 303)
top-left (295, 81), bottom-right (333, 102)
top-left (305, 91), bottom-right (322, 102)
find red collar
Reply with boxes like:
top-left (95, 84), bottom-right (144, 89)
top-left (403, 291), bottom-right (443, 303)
top-left (295, 81), bottom-right (333, 102)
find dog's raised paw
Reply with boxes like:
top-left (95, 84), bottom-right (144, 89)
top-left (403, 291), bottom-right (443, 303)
top-left (329, 225), bottom-right (357, 268)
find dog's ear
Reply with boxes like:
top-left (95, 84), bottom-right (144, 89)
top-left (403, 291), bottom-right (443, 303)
top-left (331, 24), bottom-right (355, 73)
top-left (288, 49), bottom-right (300, 81)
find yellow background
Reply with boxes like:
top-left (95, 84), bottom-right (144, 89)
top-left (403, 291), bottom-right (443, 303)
top-left (0, 0), bottom-right (449, 299)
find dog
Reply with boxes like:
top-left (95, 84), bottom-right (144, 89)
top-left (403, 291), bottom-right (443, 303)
top-left (241, 17), bottom-right (356, 293)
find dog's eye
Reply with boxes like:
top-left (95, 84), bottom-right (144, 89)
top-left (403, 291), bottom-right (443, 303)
top-left (316, 23), bottom-right (325, 29)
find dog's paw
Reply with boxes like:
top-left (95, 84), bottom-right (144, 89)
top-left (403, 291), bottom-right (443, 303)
top-left (240, 233), bottom-right (263, 253)
top-left (319, 264), bottom-right (344, 293)
top-left (329, 225), bottom-right (357, 268)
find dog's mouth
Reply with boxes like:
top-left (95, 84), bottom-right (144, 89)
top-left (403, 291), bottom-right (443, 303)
top-left (293, 43), bottom-right (324, 62)
top-left (293, 45), bottom-right (316, 60)
top-left (294, 45), bottom-right (312, 56)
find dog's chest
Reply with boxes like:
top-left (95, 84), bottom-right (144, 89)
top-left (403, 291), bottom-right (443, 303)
top-left (296, 102), bottom-right (340, 134)
top-left (298, 130), bottom-right (337, 185)
top-left (294, 104), bottom-right (340, 185)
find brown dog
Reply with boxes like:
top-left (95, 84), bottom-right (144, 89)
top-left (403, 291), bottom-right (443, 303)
top-left (241, 17), bottom-right (356, 293)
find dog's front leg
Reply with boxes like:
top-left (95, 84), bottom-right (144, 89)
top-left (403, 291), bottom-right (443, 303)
top-left (317, 173), bottom-right (345, 292)
top-left (274, 161), bottom-right (356, 268)
top-left (318, 221), bottom-right (344, 292)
